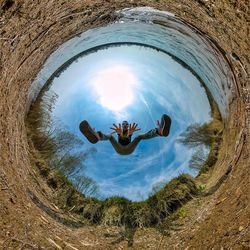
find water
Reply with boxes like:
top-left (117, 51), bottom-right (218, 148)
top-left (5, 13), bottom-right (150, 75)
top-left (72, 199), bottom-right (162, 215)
top-left (29, 7), bottom-right (234, 201)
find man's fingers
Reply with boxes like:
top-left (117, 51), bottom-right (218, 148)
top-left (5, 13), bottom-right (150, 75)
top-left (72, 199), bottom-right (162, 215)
top-left (111, 122), bottom-right (140, 134)
top-left (132, 123), bottom-right (138, 129)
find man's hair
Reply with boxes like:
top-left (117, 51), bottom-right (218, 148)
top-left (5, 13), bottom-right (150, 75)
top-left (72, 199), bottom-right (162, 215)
top-left (122, 121), bottom-right (129, 126)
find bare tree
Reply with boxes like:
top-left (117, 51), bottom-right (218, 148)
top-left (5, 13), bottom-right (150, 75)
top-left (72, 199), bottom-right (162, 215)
top-left (178, 123), bottom-right (215, 148)
top-left (188, 147), bottom-right (208, 170)
top-left (74, 175), bottom-right (99, 197)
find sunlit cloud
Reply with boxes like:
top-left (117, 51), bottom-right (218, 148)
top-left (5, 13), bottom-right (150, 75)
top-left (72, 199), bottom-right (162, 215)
top-left (90, 65), bottom-right (139, 112)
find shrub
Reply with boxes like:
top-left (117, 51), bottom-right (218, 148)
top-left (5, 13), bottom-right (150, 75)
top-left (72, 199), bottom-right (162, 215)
top-left (82, 198), bottom-right (103, 223)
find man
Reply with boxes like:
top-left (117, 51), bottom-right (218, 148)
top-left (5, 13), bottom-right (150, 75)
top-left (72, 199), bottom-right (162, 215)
top-left (79, 114), bottom-right (171, 155)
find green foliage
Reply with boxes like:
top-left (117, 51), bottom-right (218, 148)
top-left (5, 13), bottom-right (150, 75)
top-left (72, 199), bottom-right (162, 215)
top-left (102, 206), bottom-right (124, 226)
top-left (130, 174), bottom-right (198, 228)
top-left (99, 175), bottom-right (198, 229)
top-left (177, 206), bottom-right (187, 218)
top-left (81, 198), bottom-right (103, 223)
top-left (153, 174), bottom-right (197, 213)
top-left (199, 142), bottom-right (220, 174)
top-left (104, 196), bottom-right (131, 207)
top-left (102, 196), bottom-right (132, 226)
top-left (131, 203), bottom-right (159, 228)
top-left (197, 184), bottom-right (206, 195)
top-left (149, 181), bottom-right (166, 196)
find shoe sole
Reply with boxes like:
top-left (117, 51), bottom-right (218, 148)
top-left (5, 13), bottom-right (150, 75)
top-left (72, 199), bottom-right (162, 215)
top-left (79, 120), bottom-right (99, 144)
top-left (161, 114), bottom-right (171, 136)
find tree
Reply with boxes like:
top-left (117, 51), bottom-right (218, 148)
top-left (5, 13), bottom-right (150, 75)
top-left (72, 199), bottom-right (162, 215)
top-left (178, 123), bottom-right (215, 148)
top-left (188, 147), bottom-right (207, 170)
top-left (74, 175), bottom-right (99, 197)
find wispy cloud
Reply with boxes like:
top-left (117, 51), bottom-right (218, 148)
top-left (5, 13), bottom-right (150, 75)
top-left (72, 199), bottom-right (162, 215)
top-left (146, 144), bottom-right (195, 189)
top-left (105, 136), bottom-right (176, 183)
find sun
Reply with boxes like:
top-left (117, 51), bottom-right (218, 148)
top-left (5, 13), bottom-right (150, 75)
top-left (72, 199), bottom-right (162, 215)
top-left (91, 64), bottom-right (138, 112)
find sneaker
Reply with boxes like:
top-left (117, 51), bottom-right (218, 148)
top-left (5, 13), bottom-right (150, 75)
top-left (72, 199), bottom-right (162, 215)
top-left (79, 120), bottom-right (99, 144)
top-left (157, 114), bottom-right (171, 136)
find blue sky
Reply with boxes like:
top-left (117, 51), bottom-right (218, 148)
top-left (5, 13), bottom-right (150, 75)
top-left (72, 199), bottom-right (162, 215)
top-left (48, 45), bottom-right (211, 201)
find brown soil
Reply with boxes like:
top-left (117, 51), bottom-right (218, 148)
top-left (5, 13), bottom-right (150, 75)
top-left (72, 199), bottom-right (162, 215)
top-left (0, 0), bottom-right (249, 249)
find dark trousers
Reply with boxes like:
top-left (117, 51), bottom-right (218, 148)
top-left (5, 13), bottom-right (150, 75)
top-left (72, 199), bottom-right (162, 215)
top-left (100, 128), bottom-right (159, 155)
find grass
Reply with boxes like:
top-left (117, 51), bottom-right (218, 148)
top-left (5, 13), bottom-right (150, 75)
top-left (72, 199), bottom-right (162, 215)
top-left (99, 174), bottom-right (198, 228)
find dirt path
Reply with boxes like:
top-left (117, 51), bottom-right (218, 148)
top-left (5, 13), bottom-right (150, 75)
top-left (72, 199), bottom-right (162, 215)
top-left (0, 0), bottom-right (249, 249)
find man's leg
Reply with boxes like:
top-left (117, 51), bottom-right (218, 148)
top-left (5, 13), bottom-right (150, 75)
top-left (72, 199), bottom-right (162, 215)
top-left (125, 128), bottom-right (159, 153)
top-left (121, 114), bottom-right (171, 154)
top-left (98, 132), bottom-right (133, 155)
top-left (80, 121), bottom-right (115, 144)
top-left (158, 114), bottom-right (171, 136)
top-left (80, 114), bottom-right (171, 154)
top-left (136, 128), bottom-right (159, 140)
top-left (79, 120), bottom-right (99, 143)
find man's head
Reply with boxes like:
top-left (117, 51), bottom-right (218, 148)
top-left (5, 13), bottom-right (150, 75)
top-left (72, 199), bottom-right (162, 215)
top-left (122, 120), bottom-right (129, 130)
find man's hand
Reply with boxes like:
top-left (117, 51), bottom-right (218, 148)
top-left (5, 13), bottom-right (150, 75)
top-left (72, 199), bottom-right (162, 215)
top-left (127, 123), bottom-right (140, 135)
top-left (110, 123), bottom-right (123, 134)
top-left (110, 123), bottom-right (141, 136)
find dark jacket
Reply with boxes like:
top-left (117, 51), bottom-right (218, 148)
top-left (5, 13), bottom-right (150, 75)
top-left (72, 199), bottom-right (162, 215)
top-left (118, 131), bottom-right (132, 146)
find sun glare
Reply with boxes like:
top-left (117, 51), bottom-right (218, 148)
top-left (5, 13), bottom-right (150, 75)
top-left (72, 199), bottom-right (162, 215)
top-left (91, 65), bottom-right (138, 112)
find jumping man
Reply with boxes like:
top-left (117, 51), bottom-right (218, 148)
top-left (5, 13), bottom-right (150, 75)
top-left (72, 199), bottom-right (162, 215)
top-left (79, 114), bottom-right (171, 155)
